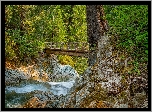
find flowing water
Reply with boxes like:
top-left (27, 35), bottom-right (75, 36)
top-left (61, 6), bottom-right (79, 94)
top-left (5, 78), bottom-right (75, 108)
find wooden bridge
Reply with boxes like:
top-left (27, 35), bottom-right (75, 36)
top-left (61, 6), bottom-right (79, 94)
top-left (44, 42), bottom-right (92, 57)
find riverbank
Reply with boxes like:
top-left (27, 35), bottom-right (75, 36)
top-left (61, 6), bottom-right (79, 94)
top-left (5, 54), bottom-right (148, 108)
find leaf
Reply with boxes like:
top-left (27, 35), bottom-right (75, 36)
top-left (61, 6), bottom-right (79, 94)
top-left (145, 50), bottom-right (148, 54)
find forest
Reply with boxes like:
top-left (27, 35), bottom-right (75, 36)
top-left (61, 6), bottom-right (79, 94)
top-left (5, 5), bottom-right (148, 108)
top-left (5, 5), bottom-right (148, 74)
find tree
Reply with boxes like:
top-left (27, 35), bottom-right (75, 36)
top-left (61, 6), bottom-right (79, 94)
top-left (86, 5), bottom-right (108, 66)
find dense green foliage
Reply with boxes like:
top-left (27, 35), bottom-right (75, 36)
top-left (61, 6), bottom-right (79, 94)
top-left (104, 5), bottom-right (148, 74)
top-left (5, 5), bottom-right (148, 74)
top-left (5, 5), bottom-right (87, 74)
top-left (5, 5), bottom-right (87, 58)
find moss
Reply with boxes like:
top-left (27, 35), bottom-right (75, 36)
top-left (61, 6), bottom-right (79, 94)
top-left (58, 55), bottom-right (75, 67)
top-left (78, 86), bottom-right (108, 108)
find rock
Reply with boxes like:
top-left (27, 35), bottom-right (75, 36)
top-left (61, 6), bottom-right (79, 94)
top-left (129, 92), bottom-right (147, 108)
top-left (48, 54), bottom-right (79, 82)
top-left (113, 103), bottom-right (128, 108)
top-left (5, 69), bottom-right (28, 86)
top-left (87, 100), bottom-right (109, 108)
top-left (21, 97), bottom-right (47, 108)
top-left (139, 99), bottom-right (148, 108)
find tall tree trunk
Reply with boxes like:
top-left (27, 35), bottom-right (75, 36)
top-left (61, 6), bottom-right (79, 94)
top-left (86, 5), bottom-right (108, 66)
top-left (19, 5), bottom-right (25, 37)
top-left (86, 6), bottom-right (121, 97)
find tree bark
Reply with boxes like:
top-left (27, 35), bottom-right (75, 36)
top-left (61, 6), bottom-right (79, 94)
top-left (86, 5), bottom-right (108, 66)
top-left (19, 5), bottom-right (25, 36)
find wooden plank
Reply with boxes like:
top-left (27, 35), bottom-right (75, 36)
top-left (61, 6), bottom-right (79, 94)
top-left (43, 48), bottom-right (89, 58)
top-left (44, 42), bottom-right (89, 53)
top-left (45, 48), bottom-right (89, 53)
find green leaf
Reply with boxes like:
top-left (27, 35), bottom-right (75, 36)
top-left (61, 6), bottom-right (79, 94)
top-left (145, 50), bottom-right (148, 54)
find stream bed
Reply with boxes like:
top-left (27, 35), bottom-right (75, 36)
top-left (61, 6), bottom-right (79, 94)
top-left (5, 79), bottom-right (75, 108)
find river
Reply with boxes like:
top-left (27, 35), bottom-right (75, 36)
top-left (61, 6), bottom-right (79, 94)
top-left (5, 74), bottom-right (76, 108)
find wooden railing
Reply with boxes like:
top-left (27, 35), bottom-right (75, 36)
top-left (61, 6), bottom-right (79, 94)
top-left (44, 42), bottom-right (90, 57)
top-left (45, 42), bottom-right (89, 51)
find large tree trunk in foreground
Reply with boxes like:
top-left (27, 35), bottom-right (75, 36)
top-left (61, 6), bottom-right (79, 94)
top-left (86, 5), bottom-right (108, 66)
